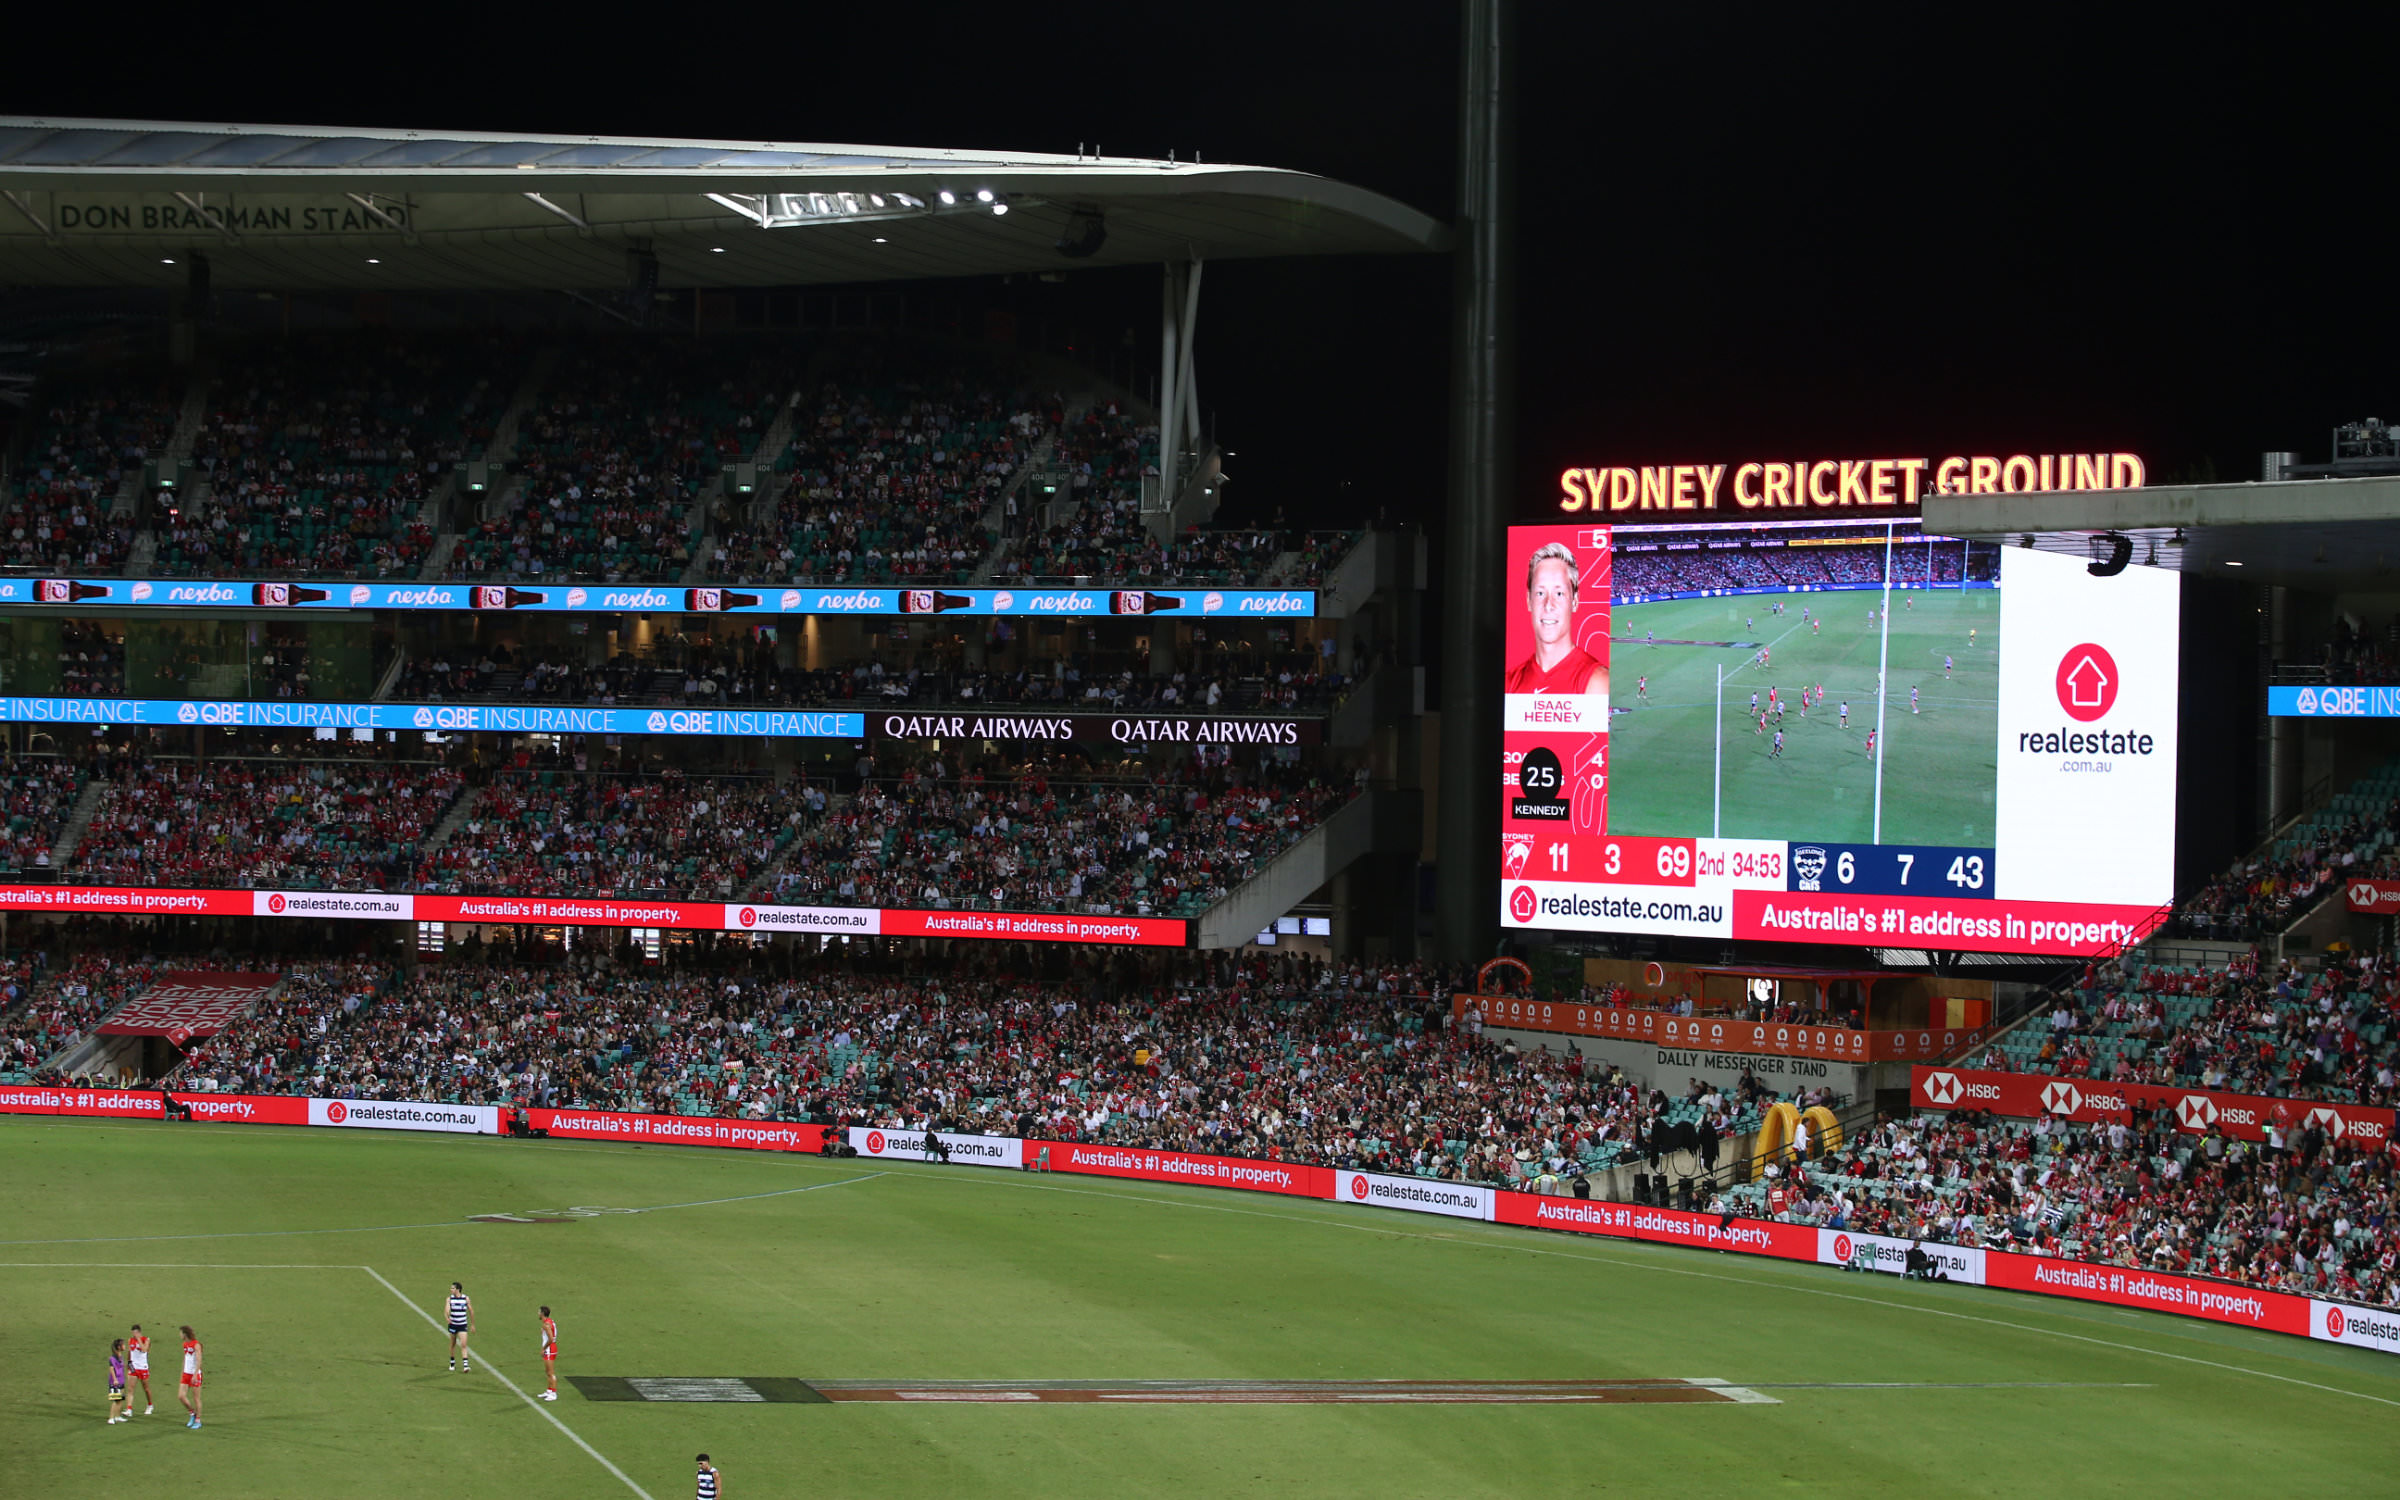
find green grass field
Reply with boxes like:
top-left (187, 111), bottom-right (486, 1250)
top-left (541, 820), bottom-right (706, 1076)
top-left (5, 1117), bottom-right (2398, 1498)
top-left (1610, 588), bottom-right (1999, 846)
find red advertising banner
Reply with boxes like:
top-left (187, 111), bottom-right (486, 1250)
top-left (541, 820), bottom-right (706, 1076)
top-left (0, 885), bottom-right (250, 917)
top-left (1045, 1142), bottom-right (1334, 1197)
top-left (420, 895), bottom-right (718, 929)
top-left (0, 883), bottom-right (1191, 949)
top-left (1982, 1250), bottom-right (2312, 1335)
top-left (172, 1091), bottom-right (309, 1126)
top-left (0, 1084), bottom-right (165, 1119)
top-left (1732, 889), bottom-right (2166, 958)
top-left (1490, 1192), bottom-right (1816, 1260)
top-left (880, 909), bottom-right (1189, 947)
top-left (1910, 1066), bottom-right (2395, 1148)
top-left (1460, 994), bottom-right (1989, 1063)
top-left (98, 971), bottom-right (281, 1045)
top-left (528, 1107), bottom-right (826, 1152)
top-left (2347, 879), bottom-right (2400, 914)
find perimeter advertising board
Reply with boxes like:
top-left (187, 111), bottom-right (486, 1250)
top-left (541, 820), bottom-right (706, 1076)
top-left (0, 885), bottom-right (1191, 949)
top-left (1498, 516), bottom-right (2178, 956)
top-left (0, 578), bottom-right (1315, 619)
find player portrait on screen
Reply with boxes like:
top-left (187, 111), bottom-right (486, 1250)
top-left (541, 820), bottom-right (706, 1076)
top-left (1505, 542), bottom-right (1609, 696)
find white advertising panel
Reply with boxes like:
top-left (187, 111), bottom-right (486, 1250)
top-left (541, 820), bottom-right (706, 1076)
top-left (1329, 1169), bottom-right (1495, 1220)
top-left (1992, 546), bottom-right (2178, 907)
top-left (848, 1126), bottom-right (1022, 1169)
top-left (1818, 1228), bottom-right (1986, 1284)
top-left (307, 1098), bottom-right (498, 1134)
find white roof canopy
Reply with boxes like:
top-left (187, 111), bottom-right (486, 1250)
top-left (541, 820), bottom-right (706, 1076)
top-left (0, 118), bottom-right (1447, 290)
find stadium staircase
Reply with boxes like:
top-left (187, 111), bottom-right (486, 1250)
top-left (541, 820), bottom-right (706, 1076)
top-left (418, 786), bottom-right (485, 856)
top-left (972, 426), bottom-right (1059, 581)
top-left (44, 779), bottom-right (107, 868)
top-left (1193, 788), bottom-right (1420, 949)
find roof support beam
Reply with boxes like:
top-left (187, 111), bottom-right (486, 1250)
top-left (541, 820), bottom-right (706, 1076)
top-left (523, 192), bottom-right (591, 234)
top-left (1, 189), bottom-right (53, 240)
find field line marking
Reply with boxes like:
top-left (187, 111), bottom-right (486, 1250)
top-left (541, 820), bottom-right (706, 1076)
top-left (633, 1170), bottom-right (885, 1212)
top-left (363, 1266), bottom-right (656, 1500)
top-left (873, 1165), bottom-right (2400, 1409)
top-left (0, 1166), bottom-right (887, 1247)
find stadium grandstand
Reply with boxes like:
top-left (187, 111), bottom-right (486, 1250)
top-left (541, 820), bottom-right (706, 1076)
top-left (4, 92), bottom-right (2400, 1499)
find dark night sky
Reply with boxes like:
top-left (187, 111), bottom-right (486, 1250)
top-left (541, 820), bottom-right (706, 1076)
top-left (13, 7), bottom-right (2395, 525)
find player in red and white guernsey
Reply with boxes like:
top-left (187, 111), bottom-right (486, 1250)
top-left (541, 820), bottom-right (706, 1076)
top-left (177, 1325), bottom-right (203, 1429)
top-left (539, 1306), bottom-right (559, 1400)
top-left (127, 1324), bottom-right (154, 1414)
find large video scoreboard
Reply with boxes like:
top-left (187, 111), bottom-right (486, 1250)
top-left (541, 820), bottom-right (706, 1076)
top-left (1497, 506), bottom-right (2178, 957)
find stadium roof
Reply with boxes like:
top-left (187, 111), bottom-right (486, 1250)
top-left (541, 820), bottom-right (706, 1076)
top-left (0, 118), bottom-right (1448, 291)
top-left (1923, 475), bottom-right (2400, 590)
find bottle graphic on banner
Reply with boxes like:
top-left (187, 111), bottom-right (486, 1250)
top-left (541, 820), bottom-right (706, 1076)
top-left (252, 584), bottom-right (331, 607)
top-left (683, 589), bottom-right (761, 613)
top-left (470, 587), bottom-right (547, 611)
top-left (1110, 591), bottom-right (1185, 616)
top-left (901, 590), bottom-right (972, 615)
top-left (34, 580), bottom-right (109, 604)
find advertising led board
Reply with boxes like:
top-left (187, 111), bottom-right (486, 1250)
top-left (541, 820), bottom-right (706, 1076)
top-left (0, 578), bottom-right (1315, 618)
top-left (0, 697), bottom-right (863, 738)
top-left (1499, 519), bottom-right (2177, 955)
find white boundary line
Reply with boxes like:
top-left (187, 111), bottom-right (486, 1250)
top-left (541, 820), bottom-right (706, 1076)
top-left (363, 1266), bottom-right (656, 1500)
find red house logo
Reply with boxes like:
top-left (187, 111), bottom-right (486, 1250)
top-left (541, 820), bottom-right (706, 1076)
top-left (2055, 644), bottom-right (2119, 723)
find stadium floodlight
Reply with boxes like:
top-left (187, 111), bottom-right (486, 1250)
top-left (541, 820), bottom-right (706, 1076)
top-left (938, 190), bottom-right (956, 205)
top-left (976, 188), bottom-right (995, 203)
top-left (991, 198), bottom-right (1010, 215)
top-left (705, 190), bottom-right (928, 230)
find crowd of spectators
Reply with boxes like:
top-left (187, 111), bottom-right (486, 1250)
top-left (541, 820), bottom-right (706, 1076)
top-left (68, 756), bottom-right (463, 890)
top-left (765, 760), bottom-right (1350, 917)
top-left (54, 621), bottom-right (126, 697)
top-left (710, 369), bottom-right (1040, 584)
top-left (101, 951), bottom-right (1671, 1189)
top-left (1611, 538), bottom-right (1997, 600)
top-left (169, 961), bottom-right (391, 1096)
top-left (1744, 1106), bottom-right (2400, 1308)
top-left (388, 644), bottom-right (1348, 716)
top-left (409, 770), bottom-right (806, 901)
top-left (0, 953), bottom-right (160, 1083)
top-left (449, 340), bottom-right (792, 583)
top-left (164, 337), bottom-right (508, 578)
top-left (1974, 948), bottom-right (2399, 1107)
top-left (2169, 794), bottom-right (2396, 942)
top-left (0, 760), bottom-right (83, 871)
top-left (2, 377), bottom-right (169, 572)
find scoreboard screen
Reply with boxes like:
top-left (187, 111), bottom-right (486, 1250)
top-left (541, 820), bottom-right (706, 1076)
top-left (1498, 520), bottom-right (2178, 956)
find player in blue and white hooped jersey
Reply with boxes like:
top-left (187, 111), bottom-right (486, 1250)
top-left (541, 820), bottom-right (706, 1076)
top-left (696, 1453), bottom-right (723, 1498)
top-left (445, 1282), bottom-right (475, 1372)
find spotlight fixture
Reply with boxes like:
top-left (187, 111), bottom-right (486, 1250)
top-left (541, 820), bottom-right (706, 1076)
top-left (2087, 532), bottom-right (2132, 577)
top-left (938, 189), bottom-right (956, 205)
top-left (975, 188), bottom-right (995, 203)
top-left (991, 198), bottom-right (1009, 216)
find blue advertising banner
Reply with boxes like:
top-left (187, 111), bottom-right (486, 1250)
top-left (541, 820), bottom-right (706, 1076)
top-left (0, 697), bottom-right (863, 739)
top-left (2268, 686), bottom-right (2400, 718)
top-left (0, 579), bottom-right (1315, 619)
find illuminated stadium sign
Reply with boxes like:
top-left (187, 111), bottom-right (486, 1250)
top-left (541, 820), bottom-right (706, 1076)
top-left (1556, 452), bottom-right (2146, 518)
top-left (1497, 518), bottom-right (2178, 956)
top-left (0, 578), bottom-right (1316, 619)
